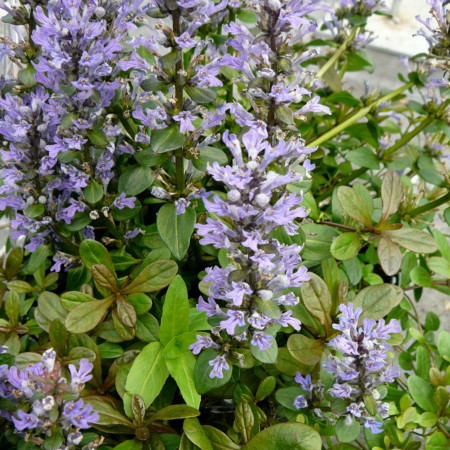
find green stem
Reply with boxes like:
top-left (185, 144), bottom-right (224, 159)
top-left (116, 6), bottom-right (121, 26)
top-left (316, 27), bottom-right (358, 80)
top-left (404, 280), bottom-right (450, 291)
top-left (408, 191), bottom-right (450, 218)
top-left (382, 116), bottom-right (435, 159)
top-left (172, 8), bottom-right (185, 192)
top-left (308, 82), bottom-right (414, 148)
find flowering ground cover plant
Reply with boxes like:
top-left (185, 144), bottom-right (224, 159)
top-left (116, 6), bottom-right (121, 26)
top-left (0, 0), bottom-right (449, 448)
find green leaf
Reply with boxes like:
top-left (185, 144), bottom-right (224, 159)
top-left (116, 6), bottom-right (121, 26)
top-left (87, 129), bottom-right (109, 147)
top-left (337, 186), bottom-right (373, 226)
top-left (4, 247), bottom-right (23, 280)
top-left (60, 291), bottom-right (96, 311)
top-left (91, 264), bottom-right (118, 292)
top-left (335, 417), bottom-right (361, 443)
top-left (49, 320), bottom-right (68, 356)
top-left (79, 239), bottom-right (115, 276)
top-left (183, 418), bottom-right (213, 450)
top-left (151, 125), bottom-right (185, 153)
top-left (148, 405), bottom-right (200, 423)
top-left (377, 236), bottom-right (402, 276)
top-left (194, 349), bottom-right (232, 394)
top-left (330, 232), bottom-right (361, 260)
top-left (185, 86), bottom-right (217, 104)
top-left (426, 432), bottom-right (449, 450)
top-left (118, 166), bottom-right (154, 196)
top-left (251, 336), bottom-right (278, 364)
top-left (384, 228), bottom-right (438, 254)
top-left (301, 224), bottom-right (338, 261)
top-left (287, 334), bottom-right (324, 366)
top-left (159, 50), bottom-right (181, 69)
top-left (124, 342), bottom-right (169, 416)
top-left (18, 65), bottom-right (37, 87)
top-left (243, 423), bottom-right (321, 450)
top-left (141, 78), bottom-right (167, 91)
top-left (160, 275), bottom-right (189, 346)
top-left (428, 257), bottom-right (450, 278)
top-left (192, 147), bottom-right (228, 171)
top-left (122, 260), bottom-right (178, 294)
top-left (255, 376), bottom-right (276, 402)
top-left (35, 292), bottom-right (68, 333)
top-left (353, 283), bottom-right (404, 320)
top-left (4, 291), bottom-right (20, 326)
top-left (407, 375), bottom-right (437, 413)
top-left (163, 333), bottom-right (201, 409)
top-left (83, 181), bottom-right (104, 204)
top-left (65, 296), bottom-right (115, 334)
top-left (203, 425), bottom-right (241, 450)
top-left (157, 203), bottom-right (196, 260)
top-left (381, 170), bottom-right (403, 221)
top-left (234, 401), bottom-right (255, 443)
top-left (113, 440), bottom-right (143, 450)
top-left (345, 146), bottom-right (379, 169)
top-left (84, 395), bottom-right (134, 428)
top-left (300, 273), bottom-right (332, 332)
top-left (410, 267), bottom-right (433, 287)
top-left (437, 331), bottom-right (450, 362)
top-left (126, 293), bottom-right (152, 315)
top-left (98, 343), bottom-right (124, 359)
top-left (136, 313), bottom-right (159, 342)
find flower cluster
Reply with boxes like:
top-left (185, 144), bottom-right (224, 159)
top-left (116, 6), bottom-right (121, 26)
top-left (322, 303), bottom-right (400, 434)
top-left (0, 0), bottom-right (141, 260)
top-left (190, 123), bottom-right (316, 378)
top-left (416, 0), bottom-right (450, 59)
top-left (220, 0), bottom-right (331, 137)
top-left (120, 0), bottom-right (229, 201)
top-left (0, 348), bottom-right (98, 448)
top-left (323, 0), bottom-right (387, 52)
top-left (293, 373), bottom-right (324, 413)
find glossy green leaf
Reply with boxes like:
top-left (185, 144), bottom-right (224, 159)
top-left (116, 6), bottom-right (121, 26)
top-left (118, 166), bottom-right (154, 196)
top-left (124, 342), bottom-right (169, 416)
top-left (160, 275), bottom-right (189, 346)
top-left (243, 423), bottom-right (321, 450)
top-left (151, 125), bottom-right (185, 153)
top-left (287, 334), bottom-right (324, 366)
top-left (330, 232), bottom-right (361, 260)
top-left (157, 203), bottom-right (196, 260)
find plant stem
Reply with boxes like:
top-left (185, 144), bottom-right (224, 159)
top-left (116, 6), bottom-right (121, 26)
top-left (308, 82), bottom-right (414, 148)
top-left (404, 280), bottom-right (450, 291)
top-left (382, 116), bottom-right (435, 159)
top-left (316, 27), bottom-right (358, 80)
top-left (172, 8), bottom-right (185, 192)
top-left (437, 422), bottom-right (450, 439)
top-left (408, 191), bottom-right (450, 218)
top-left (317, 220), bottom-right (371, 233)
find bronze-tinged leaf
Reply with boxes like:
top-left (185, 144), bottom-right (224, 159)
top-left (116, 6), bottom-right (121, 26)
top-left (384, 227), bottom-right (438, 254)
top-left (381, 170), bottom-right (403, 221)
top-left (116, 295), bottom-right (137, 328)
top-left (65, 296), bottom-right (115, 334)
top-left (91, 264), bottom-right (119, 292)
top-left (337, 186), bottom-right (373, 227)
top-left (353, 284), bottom-right (404, 321)
top-left (287, 334), bottom-right (324, 366)
top-left (377, 236), bottom-right (403, 276)
top-left (300, 273), bottom-right (332, 334)
top-left (121, 260), bottom-right (178, 294)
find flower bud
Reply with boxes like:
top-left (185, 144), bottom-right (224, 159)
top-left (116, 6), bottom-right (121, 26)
top-left (254, 193), bottom-right (270, 207)
top-left (227, 190), bottom-right (241, 202)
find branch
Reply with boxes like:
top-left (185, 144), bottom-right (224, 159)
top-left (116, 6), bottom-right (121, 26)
top-left (408, 191), bottom-right (450, 218)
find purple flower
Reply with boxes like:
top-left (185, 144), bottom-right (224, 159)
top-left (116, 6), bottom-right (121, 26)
top-left (209, 355), bottom-right (230, 379)
top-left (364, 417), bottom-right (383, 434)
top-left (295, 373), bottom-right (313, 392)
top-left (68, 359), bottom-right (93, 390)
top-left (175, 32), bottom-right (197, 49)
top-left (250, 332), bottom-right (273, 351)
top-left (173, 111), bottom-right (197, 133)
top-left (294, 395), bottom-right (308, 409)
top-left (112, 193), bottom-right (136, 210)
top-left (64, 401), bottom-right (99, 429)
top-left (12, 411), bottom-right (39, 431)
top-left (174, 198), bottom-right (191, 215)
top-left (220, 310), bottom-right (246, 335)
top-left (189, 335), bottom-right (219, 355)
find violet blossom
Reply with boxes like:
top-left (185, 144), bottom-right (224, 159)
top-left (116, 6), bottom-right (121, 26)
top-left (322, 303), bottom-right (401, 434)
top-left (0, 348), bottom-right (99, 447)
